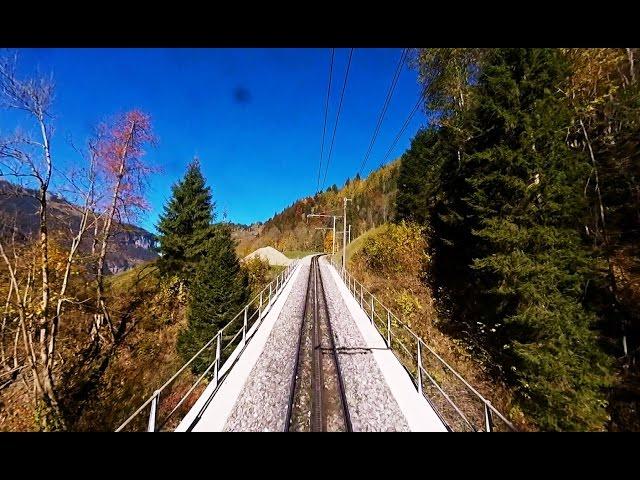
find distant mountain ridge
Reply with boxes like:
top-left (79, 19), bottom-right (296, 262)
top-left (0, 179), bottom-right (158, 274)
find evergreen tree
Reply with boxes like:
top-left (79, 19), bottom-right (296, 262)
top-left (447, 49), bottom-right (611, 430)
top-left (399, 49), bottom-right (612, 430)
top-left (156, 158), bottom-right (215, 280)
top-left (177, 224), bottom-right (250, 373)
top-left (396, 127), bottom-right (452, 225)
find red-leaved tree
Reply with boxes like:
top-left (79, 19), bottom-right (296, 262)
top-left (91, 110), bottom-right (156, 344)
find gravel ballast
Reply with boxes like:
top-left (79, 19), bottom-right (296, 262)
top-left (244, 246), bottom-right (292, 266)
top-left (317, 257), bottom-right (410, 432)
top-left (222, 255), bottom-right (410, 432)
top-left (222, 257), bottom-right (311, 431)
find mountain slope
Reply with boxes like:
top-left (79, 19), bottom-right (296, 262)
top-left (237, 161), bottom-right (399, 256)
top-left (0, 179), bottom-right (157, 274)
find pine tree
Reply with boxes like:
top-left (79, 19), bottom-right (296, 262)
top-left (177, 224), bottom-right (250, 373)
top-left (156, 158), bottom-right (215, 280)
top-left (396, 127), bottom-right (452, 225)
top-left (442, 49), bottom-right (611, 430)
top-left (399, 49), bottom-right (613, 430)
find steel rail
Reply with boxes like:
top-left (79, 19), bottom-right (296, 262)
top-left (284, 258), bottom-right (313, 431)
top-left (286, 255), bottom-right (352, 432)
top-left (316, 256), bottom-right (352, 431)
top-left (310, 256), bottom-right (324, 430)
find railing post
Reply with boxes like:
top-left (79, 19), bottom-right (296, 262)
top-left (370, 294), bottom-right (375, 324)
top-left (243, 306), bottom-right (248, 345)
top-left (147, 390), bottom-right (159, 432)
top-left (360, 284), bottom-right (363, 307)
top-left (259, 291), bottom-right (263, 318)
top-left (416, 341), bottom-right (423, 395)
top-left (387, 310), bottom-right (391, 348)
top-left (484, 402), bottom-right (494, 432)
top-left (214, 335), bottom-right (221, 388)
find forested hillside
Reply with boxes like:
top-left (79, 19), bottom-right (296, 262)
top-left (395, 48), bottom-right (640, 431)
top-left (237, 161), bottom-right (399, 256)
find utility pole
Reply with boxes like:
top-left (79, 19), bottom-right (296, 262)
top-left (343, 198), bottom-right (352, 269)
top-left (332, 216), bottom-right (336, 254)
top-left (308, 213), bottom-right (341, 255)
top-left (348, 224), bottom-right (351, 245)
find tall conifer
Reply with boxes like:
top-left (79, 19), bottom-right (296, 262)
top-left (157, 158), bottom-right (214, 280)
top-left (176, 224), bottom-right (250, 373)
top-left (399, 49), bottom-right (612, 430)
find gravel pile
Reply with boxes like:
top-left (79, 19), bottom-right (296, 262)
top-left (222, 257), bottom-right (310, 431)
top-left (244, 246), bottom-right (292, 266)
top-left (318, 257), bottom-right (410, 432)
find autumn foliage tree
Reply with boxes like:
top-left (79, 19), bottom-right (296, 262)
top-left (92, 110), bottom-right (155, 345)
top-left (0, 53), bottom-right (158, 430)
top-left (0, 54), bottom-right (67, 429)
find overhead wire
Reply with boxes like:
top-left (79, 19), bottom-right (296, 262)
top-left (356, 48), bottom-right (406, 177)
top-left (378, 90), bottom-right (425, 167)
top-left (320, 48), bottom-right (354, 192)
top-left (316, 48), bottom-right (335, 194)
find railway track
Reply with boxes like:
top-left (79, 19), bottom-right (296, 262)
top-left (286, 255), bottom-right (352, 432)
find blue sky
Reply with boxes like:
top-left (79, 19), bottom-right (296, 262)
top-left (0, 48), bottom-right (427, 233)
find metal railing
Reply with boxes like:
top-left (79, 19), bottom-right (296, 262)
top-left (115, 261), bottom-right (298, 432)
top-left (329, 258), bottom-right (516, 432)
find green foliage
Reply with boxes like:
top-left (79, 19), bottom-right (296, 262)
top-left (399, 48), bottom-right (613, 430)
top-left (357, 221), bottom-right (427, 276)
top-left (415, 48), bottom-right (486, 118)
top-left (156, 158), bottom-right (215, 281)
top-left (395, 290), bottom-right (423, 318)
top-left (177, 224), bottom-right (250, 374)
top-left (242, 256), bottom-right (270, 296)
top-left (396, 127), bottom-right (455, 225)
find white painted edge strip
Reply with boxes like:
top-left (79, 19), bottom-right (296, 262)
top-left (321, 258), bottom-right (447, 432)
top-left (175, 260), bottom-right (304, 432)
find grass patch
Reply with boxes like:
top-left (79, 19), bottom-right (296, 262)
top-left (331, 224), bottom-right (386, 266)
top-left (107, 260), bottom-right (158, 290)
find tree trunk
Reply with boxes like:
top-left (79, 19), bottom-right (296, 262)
top-left (95, 119), bottom-right (136, 341)
top-left (580, 119), bottom-right (625, 355)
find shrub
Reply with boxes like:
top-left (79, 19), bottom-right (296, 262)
top-left (242, 256), bottom-right (271, 296)
top-left (357, 221), bottom-right (427, 276)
